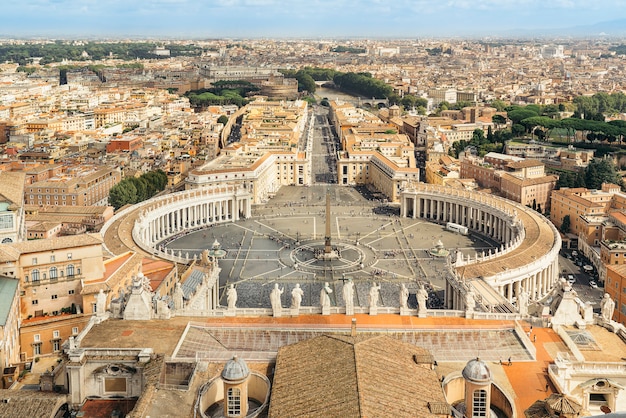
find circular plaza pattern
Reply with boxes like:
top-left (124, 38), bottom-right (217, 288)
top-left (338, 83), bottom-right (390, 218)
top-left (102, 182), bottom-right (561, 313)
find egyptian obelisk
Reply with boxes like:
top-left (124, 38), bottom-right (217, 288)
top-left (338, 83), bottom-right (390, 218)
top-left (324, 192), bottom-right (332, 254)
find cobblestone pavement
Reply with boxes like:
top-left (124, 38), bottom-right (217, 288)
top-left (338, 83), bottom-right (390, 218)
top-left (164, 185), bottom-right (499, 309)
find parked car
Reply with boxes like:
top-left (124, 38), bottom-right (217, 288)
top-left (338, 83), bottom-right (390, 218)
top-left (589, 281), bottom-right (598, 289)
top-left (567, 274), bottom-right (575, 284)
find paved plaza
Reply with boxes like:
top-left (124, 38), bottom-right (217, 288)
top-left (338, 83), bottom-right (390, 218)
top-left (164, 184), bottom-right (499, 309)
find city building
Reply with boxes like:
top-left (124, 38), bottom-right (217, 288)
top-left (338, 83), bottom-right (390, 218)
top-left (0, 234), bottom-right (104, 360)
top-left (0, 171), bottom-right (26, 243)
top-left (461, 153), bottom-right (557, 212)
top-left (24, 166), bottom-right (121, 207)
top-left (0, 277), bottom-right (21, 371)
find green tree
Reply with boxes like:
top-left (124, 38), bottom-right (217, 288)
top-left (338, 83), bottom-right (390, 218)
top-left (560, 215), bottom-right (571, 233)
top-left (584, 158), bottom-right (622, 190)
top-left (217, 115), bottom-right (229, 125)
top-left (490, 100), bottom-right (507, 112)
top-left (511, 124), bottom-right (525, 137)
top-left (492, 114), bottom-right (507, 130)
top-left (507, 108), bottom-right (539, 125)
top-left (295, 70), bottom-right (316, 93)
top-left (109, 180), bottom-right (137, 210)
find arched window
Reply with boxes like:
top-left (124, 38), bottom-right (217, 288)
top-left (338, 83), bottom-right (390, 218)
top-left (49, 267), bottom-right (58, 279)
top-left (227, 387), bottom-right (241, 417)
top-left (67, 264), bottom-right (75, 277)
top-left (472, 389), bottom-right (488, 417)
top-left (32, 269), bottom-right (40, 282)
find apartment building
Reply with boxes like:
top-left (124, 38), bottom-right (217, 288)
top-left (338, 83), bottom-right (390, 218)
top-left (0, 234), bottom-right (103, 359)
top-left (461, 153), bottom-right (557, 211)
top-left (24, 166), bottom-right (121, 207)
top-left (605, 264), bottom-right (626, 325)
top-left (187, 99), bottom-right (310, 202)
top-left (550, 183), bottom-right (621, 242)
top-left (337, 130), bottom-right (420, 202)
top-left (424, 155), bottom-right (460, 186)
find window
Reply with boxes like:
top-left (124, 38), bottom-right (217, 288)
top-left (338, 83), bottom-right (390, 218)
top-left (34, 334), bottom-right (40, 342)
top-left (49, 267), bottom-right (58, 280)
top-left (52, 340), bottom-right (60, 352)
top-left (68, 290), bottom-right (74, 295)
top-left (52, 330), bottom-right (59, 338)
top-left (67, 253), bottom-right (72, 260)
top-left (32, 300), bottom-right (38, 305)
top-left (72, 327), bottom-right (79, 335)
top-left (50, 255), bottom-right (55, 262)
top-left (227, 388), bottom-right (241, 416)
top-left (0, 214), bottom-right (13, 230)
top-left (33, 344), bottom-right (41, 356)
top-left (67, 264), bottom-right (75, 277)
top-left (32, 258), bottom-right (38, 265)
top-left (472, 389), bottom-right (487, 417)
top-left (51, 295), bottom-right (57, 300)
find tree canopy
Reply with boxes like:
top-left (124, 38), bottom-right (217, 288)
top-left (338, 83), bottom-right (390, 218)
top-left (556, 158), bottom-right (623, 190)
top-left (0, 41), bottom-right (203, 66)
top-left (332, 72), bottom-right (393, 99)
top-left (109, 170), bottom-right (168, 210)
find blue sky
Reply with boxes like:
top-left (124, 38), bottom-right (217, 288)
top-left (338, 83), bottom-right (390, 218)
top-left (2, 0), bottom-right (626, 38)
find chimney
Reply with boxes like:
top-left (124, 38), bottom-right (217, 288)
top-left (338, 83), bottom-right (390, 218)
top-left (351, 318), bottom-right (357, 337)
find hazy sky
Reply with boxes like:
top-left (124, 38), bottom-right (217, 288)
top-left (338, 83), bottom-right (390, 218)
top-left (2, 0), bottom-right (626, 38)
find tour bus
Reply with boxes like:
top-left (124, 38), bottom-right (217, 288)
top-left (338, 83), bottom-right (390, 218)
top-left (446, 222), bottom-right (469, 235)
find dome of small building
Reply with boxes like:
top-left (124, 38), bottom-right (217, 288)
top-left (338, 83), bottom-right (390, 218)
top-left (462, 357), bottom-right (491, 383)
top-left (222, 355), bottom-right (250, 384)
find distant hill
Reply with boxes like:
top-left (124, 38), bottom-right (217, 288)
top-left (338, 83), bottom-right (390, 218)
top-left (568, 18), bottom-right (626, 37)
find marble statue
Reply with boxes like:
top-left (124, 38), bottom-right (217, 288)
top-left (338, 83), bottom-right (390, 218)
top-left (270, 283), bottom-right (284, 311)
top-left (173, 283), bottom-right (184, 311)
top-left (291, 284), bottom-right (304, 310)
top-left (96, 289), bottom-right (107, 315)
top-left (227, 284), bottom-right (237, 310)
top-left (417, 284), bottom-right (428, 314)
top-left (320, 282), bottom-right (333, 308)
top-left (465, 288), bottom-right (476, 312)
top-left (601, 293), bottom-right (616, 322)
top-left (369, 282), bottom-right (381, 308)
top-left (400, 283), bottom-right (409, 309)
top-left (517, 289), bottom-right (529, 316)
top-left (343, 279), bottom-right (354, 309)
top-left (138, 272), bottom-right (152, 293)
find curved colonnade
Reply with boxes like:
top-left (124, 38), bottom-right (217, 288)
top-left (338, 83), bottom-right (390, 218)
top-left (101, 185), bottom-right (252, 264)
top-left (102, 182), bottom-right (561, 312)
top-left (401, 184), bottom-right (561, 307)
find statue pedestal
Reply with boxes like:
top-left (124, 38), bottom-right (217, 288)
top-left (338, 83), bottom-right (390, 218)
top-left (290, 308), bottom-right (299, 317)
top-left (345, 306), bottom-right (354, 316)
top-left (321, 306), bottom-right (330, 316)
top-left (225, 309), bottom-right (236, 317)
top-left (273, 309), bottom-right (282, 318)
top-left (369, 306), bottom-right (378, 316)
top-left (417, 309), bottom-right (427, 318)
top-left (93, 312), bottom-right (110, 324)
top-left (400, 307), bottom-right (411, 316)
top-left (465, 310), bottom-right (474, 319)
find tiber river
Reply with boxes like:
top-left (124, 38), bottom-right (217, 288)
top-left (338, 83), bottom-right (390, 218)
top-left (313, 86), bottom-right (361, 103)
